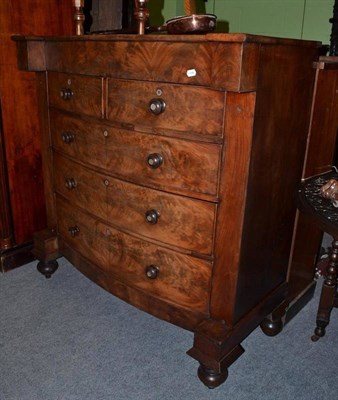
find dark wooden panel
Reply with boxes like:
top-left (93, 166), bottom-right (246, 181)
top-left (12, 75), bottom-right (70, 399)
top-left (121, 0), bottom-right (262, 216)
top-left (209, 91), bottom-right (256, 324)
top-left (303, 67), bottom-right (338, 177)
top-left (0, 105), bottom-right (13, 250)
top-left (0, 0), bottom-right (73, 249)
top-left (234, 44), bottom-right (318, 322)
top-left (287, 59), bottom-right (338, 315)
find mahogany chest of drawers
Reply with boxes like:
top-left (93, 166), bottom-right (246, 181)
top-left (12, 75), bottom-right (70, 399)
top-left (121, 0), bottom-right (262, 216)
top-left (15, 33), bottom-right (319, 387)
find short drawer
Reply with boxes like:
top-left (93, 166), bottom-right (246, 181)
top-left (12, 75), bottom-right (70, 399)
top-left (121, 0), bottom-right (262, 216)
top-left (56, 196), bottom-right (211, 313)
top-left (107, 79), bottom-right (225, 137)
top-left (48, 72), bottom-right (103, 117)
top-left (50, 110), bottom-right (221, 199)
top-left (53, 153), bottom-right (107, 220)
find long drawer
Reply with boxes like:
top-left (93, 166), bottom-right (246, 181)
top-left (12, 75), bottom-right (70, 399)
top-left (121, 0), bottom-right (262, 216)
top-left (107, 79), bottom-right (225, 137)
top-left (56, 196), bottom-right (212, 312)
top-left (53, 154), bottom-right (216, 255)
top-left (50, 110), bottom-right (221, 199)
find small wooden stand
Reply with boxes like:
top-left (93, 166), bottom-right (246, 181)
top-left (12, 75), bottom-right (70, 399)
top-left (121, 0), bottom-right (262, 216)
top-left (184, 0), bottom-right (197, 15)
top-left (73, 0), bottom-right (85, 36)
top-left (134, 0), bottom-right (149, 35)
top-left (298, 173), bottom-right (338, 341)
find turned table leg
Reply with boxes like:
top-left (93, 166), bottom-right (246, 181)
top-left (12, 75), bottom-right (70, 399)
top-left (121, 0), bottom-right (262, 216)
top-left (311, 238), bottom-right (338, 341)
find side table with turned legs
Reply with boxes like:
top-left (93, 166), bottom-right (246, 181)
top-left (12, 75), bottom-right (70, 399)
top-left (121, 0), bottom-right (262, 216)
top-left (298, 172), bottom-right (338, 341)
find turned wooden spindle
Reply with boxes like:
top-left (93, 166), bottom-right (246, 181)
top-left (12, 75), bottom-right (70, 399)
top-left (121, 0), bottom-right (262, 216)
top-left (134, 0), bottom-right (149, 35)
top-left (73, 0), bottom-right (85, 36)
top-left (184, 0), bottom-right (197, 15)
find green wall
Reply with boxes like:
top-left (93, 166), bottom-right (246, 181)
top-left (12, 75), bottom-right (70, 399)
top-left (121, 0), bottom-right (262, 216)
top-left (148, 0), bottom-right (334, 45)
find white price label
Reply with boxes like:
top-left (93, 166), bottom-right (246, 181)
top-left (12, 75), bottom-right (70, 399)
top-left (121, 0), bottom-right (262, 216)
top-left (186, 69), bottom-right (197, 77)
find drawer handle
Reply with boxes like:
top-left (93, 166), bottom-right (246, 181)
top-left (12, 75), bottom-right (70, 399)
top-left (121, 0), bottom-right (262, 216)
top-left (65, 178), bottom-right (77, 190)
top-left (60, 88), bottom-right (73, 100)
top-left (68, 226), bottom-right (80, 237)
top-left (145, 209), bottom-right (160, 224)
top-left (149, 98), bottom-right (166, 115)
top-left (145, 265), bottom-right (160, 279)
top-left (147, 153), bottom-right (163, 169)
top-left (62, 132), bottom-right (75, 144)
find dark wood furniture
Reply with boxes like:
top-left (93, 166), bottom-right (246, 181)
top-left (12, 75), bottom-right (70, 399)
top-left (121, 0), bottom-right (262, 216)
top-left (15, 33), bottom-right (319, 388)
top-left (298, 172), bottom-right (338, 341)
top-left (0, 1), bottom-right (73, 272)
top-left (286, 56), bottom-right (338, 322)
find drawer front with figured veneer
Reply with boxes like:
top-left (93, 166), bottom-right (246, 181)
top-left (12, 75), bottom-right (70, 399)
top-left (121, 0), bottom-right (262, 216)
top-left (107, 79), bottom-right (225, 137)
top-left (56, 197), bottom-right (109, 269)
top-left (50, 110), bottom-right (221, 199)
top-left (53, 153), bottom-right (107, 220)
top-left (104, 128), bottom-right (221, 199)
top-left (57, 196), bottom-right (212, 312)
top-left (53, 153), bottom-right (216, 255)
top-left (50, 110), bottom-right (106, 170)
top-left (105, 178), bottom-right (216, 255)
top-left (103, 224), bottom-right (212, 312)
top-left (48, 72), bottom-right (103, 117)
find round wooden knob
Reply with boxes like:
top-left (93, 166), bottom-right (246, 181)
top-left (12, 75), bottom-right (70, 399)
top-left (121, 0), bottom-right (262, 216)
top-left (60, 88), bottom-right (73, 100)
top-left (65, 178), bottom-right (77, 190)
top-left (149, 98), bottom-right (166, 115)
top-left (147, 153), bottom-right (163, 169)
top-left (68, 226), bottom-right (80, 237)
top-left (145, 209), bottom-right (160, 224)
top-left (145, 265), bottom-right (159, 279)
top-left (62, 132), bottom-right (75, 144)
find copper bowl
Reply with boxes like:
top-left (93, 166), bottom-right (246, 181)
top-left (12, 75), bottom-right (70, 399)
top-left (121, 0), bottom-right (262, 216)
top-left (165, 14), bottom-right (217, 34)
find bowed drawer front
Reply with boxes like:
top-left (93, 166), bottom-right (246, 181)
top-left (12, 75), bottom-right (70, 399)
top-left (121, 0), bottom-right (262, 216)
top-left (56, 197), bottom-right (212, 312)
top-left (50, 109), bottom-right (221, 199)
top-left (53, 152), bottom-right (216, 255)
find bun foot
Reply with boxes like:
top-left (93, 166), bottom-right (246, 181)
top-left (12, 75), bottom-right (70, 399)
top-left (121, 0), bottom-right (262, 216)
top-left (37, 260), bottom-right (58, 278)
top-left (260, 317), bottom-right (284, 336)
top-left (197, 364), bottom-right (229, 389)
